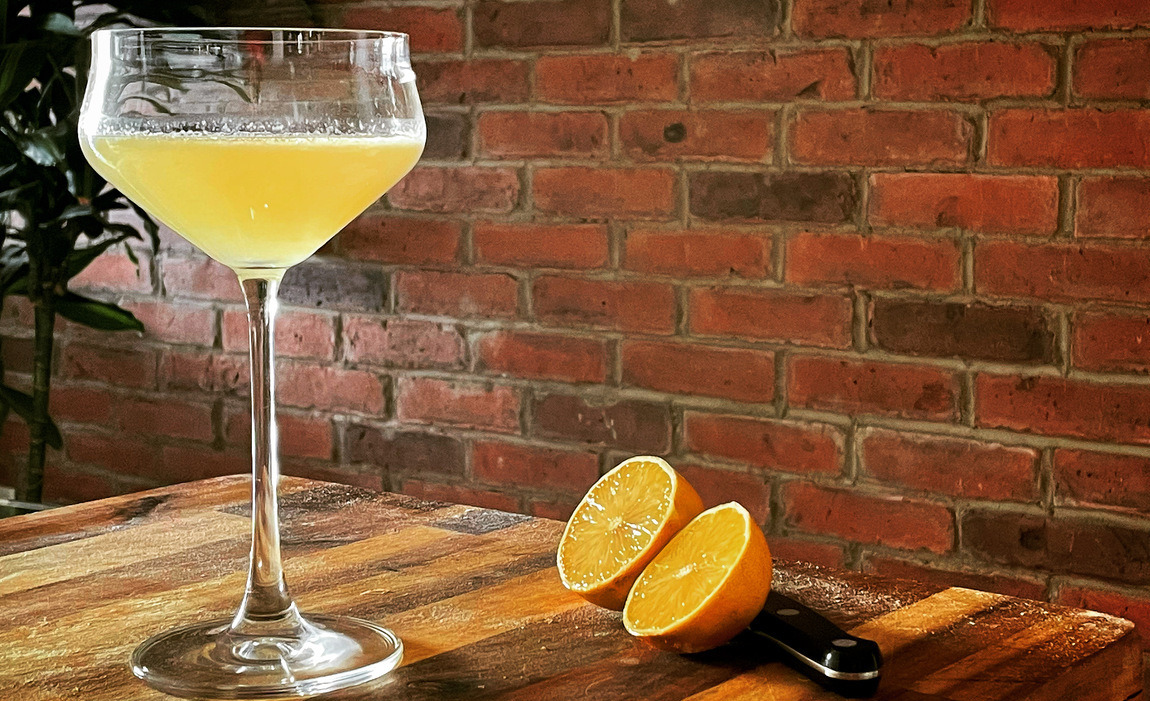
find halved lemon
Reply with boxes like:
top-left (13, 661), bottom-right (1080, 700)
top-left (557, 456), bottom-right (704, 610)
top-left (623, 502), bottom-right (772, 653)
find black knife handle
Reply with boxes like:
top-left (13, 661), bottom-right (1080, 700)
top-left (748, 591), bottom-right (883, 698)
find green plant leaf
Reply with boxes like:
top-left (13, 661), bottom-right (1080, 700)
top-left (14, 123), bottom-right (70, 167)
top-left (0, 42), bottom-right (45, 110)
top-left (0, 385), bottom-right (63, 449)
top-left (41, 13), bottom-right (80, 37)
top-left (56, 292), bottom-right (144, 332)
top-left (63, 235), bottom-right (131, 278)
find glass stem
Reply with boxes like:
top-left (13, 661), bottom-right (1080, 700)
top-left (230, 275), bottom-right (304, 639)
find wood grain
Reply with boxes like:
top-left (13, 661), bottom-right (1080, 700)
top-left (0, 476), bottom-right (1142, 700)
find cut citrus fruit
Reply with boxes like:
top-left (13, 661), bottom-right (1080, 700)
top-left (623, 502), bottom-right (771, 653)
top-left (557, 456), bottom-right (704, 610)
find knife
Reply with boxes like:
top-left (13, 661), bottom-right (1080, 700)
top-left (747, 591), bottom-right (883, 698)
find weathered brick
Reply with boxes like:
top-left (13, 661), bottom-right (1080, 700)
top-left (1, 335), bottom-right (32, 373)
top-left (417, 59), bottom-right (530, 105)
top-left (1055, 449), bottom-right (1150, 513)
top-left (689, 171), bottom-right (856, 224)
top-left (66, 433), bottom-right (158, 482)
top-left (477, 111), bottom-right (608, 159)
top-left (396, 270), bottom-right (519, 319)
top-left (161, 351), bottom-right (248, 395)
top-left (874, 42), bottom-right (1056, 101)
top-left (675, 463), bottom-right (771, 523)
top-left (963, 509), bottom-right (1150, 584)
top-left (387, 166), bottom-right (520, 214)
top-left (474, 222), bottom-right (609, 270)
top-left (767, 537), bottom-right (846, 568)
top-left (870, 299), bottom-right (1054, 363)
top-left (51, 386), bottom-right (113, 424)
top-left (43, 465), bottom-right (129, 503)
top-left (476, 330), bottom-right (608, 383)
top-left (989, 0), bottom-right (1150, 31)
top-left (977, 374), bottom-right (1150, 445)
top-left (1076, 177), bottom-right (1150, 239)
top-left (345, 424), bottom-right (466, 476)
top-left (784, 482), bottom-right (955, 554)
top-left (118, 398), bottom-right (214, 442)
top-left (534, 167), bottom-right (675, 218)
top-left (1073, 312), bottom-right (1150, 373)
top-left (532, 393), bottom-right (671, 452)
top-left (988, 110), bottom-right (1150, 169)
top-left (622, 0), bottom-right (778, 42)
top-left (120, 300), bottom-right (214, 346)
top-left (790, 356), bottom-right (958, 421)
top-left (620, 110), bottom-right (772, 162)
top-left (160, 445), bottom-right (248, 482)
top-left (61, 344), bottom-right (156, 389)
top-left (622, 341), bottom-right (775, 403)
top-left (869, 173), bottom-right (1058, 235)
top-left (472, 441), bottom-right (599, 495)
top-left (625, 229), bottom-right (772, 278)
top-left (527, 497), bottom-right (581, 521)
top-left (473, 0), bottom-right (610, 49)
top-left (397, 377), bottom-right (520, 433)
top-left (71, 250), bottom-right (152, 294)
top-left (223, 309), bottom-right (335, 360)
top-left (863, 556), bottom-right (1047, 600)
top-left (533, 276), bottom-right (676, 333)
top-left (342, 316), bottom-right (464, 368)
top-left (161, 256), bottom-right (241, 302)
top-left (1075, 38), bottom-right (1150, 100)
top-left (338, 216), bottom-right (461, 265)
top-left (338, 6), bottom-right (463, 53)
top-left (790, 109), bottom-right (973, 166)
top-left (281, 462), bottom-right (381, 492)
top-left (280, 260), bottom-right (386, 312)
top-left (860, 428), bottom-right (1039, 501)
top-left (277, 363), bottom-right (385, 414)
top-left (423, 112), bottom-right (468, 160)
top-left (226, 411), bottom-right (333, 461)
top-left (794, 0), bottom-right (970, 38)
top-left (400, 479), bottom-right (519, 512)
top-left (690, 48), bottom-right (856, 102)
top-left (788, 232), bottom-right (960, 291)
top-left (684, 411), bottom-right (843, 475)
top-left (536, 53), bottom-right (679, 104)
top-left (690, 287), bottom-right (852, 348)
top-left (976, 241), bottom-right (1150, 305)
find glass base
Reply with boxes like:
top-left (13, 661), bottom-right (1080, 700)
top-left (131, 614), bottom-right (403, 699)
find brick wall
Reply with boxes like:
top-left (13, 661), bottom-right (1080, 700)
top-left (3, 0), bottom-right (1150, 663)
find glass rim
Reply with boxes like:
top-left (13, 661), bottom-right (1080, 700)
top-left (91, 27), bottom-right (410, 44)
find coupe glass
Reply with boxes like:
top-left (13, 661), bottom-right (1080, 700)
top-left (78, 27), bottom-right (425, 698)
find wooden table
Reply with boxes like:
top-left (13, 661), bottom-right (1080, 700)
top-left (0, 476), bottom-right (1142, 700)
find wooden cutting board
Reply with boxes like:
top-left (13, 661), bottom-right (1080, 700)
top-left (0, 475), bottom-right (1142, 700)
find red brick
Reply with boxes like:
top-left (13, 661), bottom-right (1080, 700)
top-left (870, 173), bottom-right (1058, 235)
top-left (337, 6), bottom-right (462, 53)
top-left (860, 428), bottom-right (1038, 501)
top-left (477, 330), bottom-right (607, 383)
top-left (424, 112), bottom-right (468, 160)
top-left (61, 344), bottom-right (156, 389)
top-left (622, 0), bottom-right (777, 42)
top-left (962, 509), bottom-right (1150, 584)
top-left (675, 464), bottom-right (771, 523)
top-left (160, 445), bottom-right (248, 482)
top-left (477, 111), bottom-right (608, 159)
top-left (1077, 39), bottom-right (1150, 102)
top-left (690, 48), bottom-right (855, 102)
top-left (161, 256), bottom-right (242, 302)
top-left (871, 299), bottom-right (1054, 363)
top-left (472, 441), bottom-right (599, 495)
top-left (474, 222), bottom-right (609, 270)
top-left (626, 229), bottom-right (770, 279)
top-left (767, 537), bottom-right (845, 568)
top-left (533, 276), bottom-right (675, 334)
top-left (345, 425), bottom-right (465, 476)
top-left (536, 53), bottom-right (679, 105)
top-left (863, 555), bottom-right (1047, 600)
top-left (1073, 312), bottom-right (1150, 373)
top-left (66, 433), bottom-right (158, 482)
top-left (977, 374), bottom-right (1150, 446)
top-left (690, 171), bottom-right (857, 224)
top-left (784, 482), bottom-right (955, 554)
top-left (0, 335), bottom-right (31, 374)
top-left (690, 287), bottom-right (852, 349)
top-left (222, 309), bottom-right (335, 360)
top-left (342, 316), bottom-right (464, 368)
top-left (528, 497), bottom-right (580, 521)
top-left (474, 0), bottom-right (609, 49)
top-left (280, 261), bottom-right (385, 313)
top-left (400, 479), bottom-right (520, 512)
top-left (397, 377), bottom-right (520, 433)
top-left (51, 386), bottom-right (113, 424)
top-left (417, 59), bottom-right (530, 105)
top-left (794, 0), bottom-right (970, 38)
top-left (622, 341), bottom-right (774, 403)
top-left (788, 232), bottom-right (960, 291)
top-left (281, 462), bottom-right (380, 492)
top-left (989, 0), bottom-right (1150, 31)
top-left (337, 216), bottom-right (461, 265)
top-left (161, 351), bottom-right (249, 395)
top-left (532, 393), bottom-right (671, 452)
top-left (988, 110), bottom-right (1150, 169)
top-left (684, 412), bottom-right (843, 475)
top-left (396, 270), bottom-right (518, 318)
top-left (278, 363), bottom-right (385, 414)
top-left (620, 110), bottom-right (772, 163)
top-left (118, 398), bottom-right (214, 441)
top-left (976, 241), bottom-right (1150, 305)
top-left (225, 411), bottom-right (333, 460)
top-left (121, 300), bottom-right (214, 346)
top-left (1056, 586), bottom-right (1150, 649)
top-left (70, 251), bottom-right (152, 294)
top-left (874, 42), bottom-right (1056, 101)
top-left (387, 166), bottom-right (519, 214)
top-left (533, 167), bottom-right (675, 218)
top-left (790, 109), bottom-right (972, 167)
top-left (43, 465), bottom-right (129, 503)
top-left (1076, 177), bottom-right (1150, 239)
top-left (1055, 449), bottom-right (1150, 513)
top-left (790, 356), bottom-right (958, 421)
